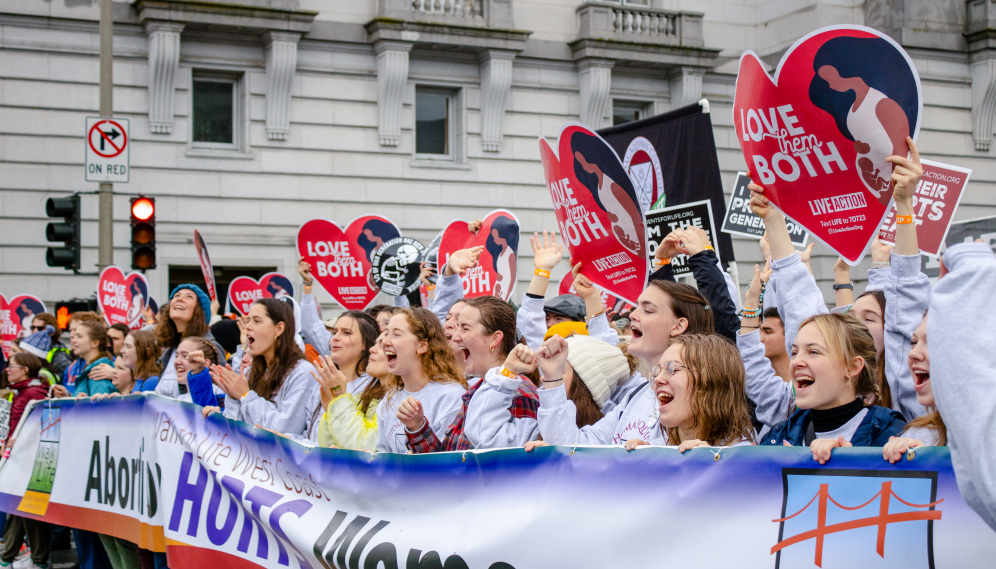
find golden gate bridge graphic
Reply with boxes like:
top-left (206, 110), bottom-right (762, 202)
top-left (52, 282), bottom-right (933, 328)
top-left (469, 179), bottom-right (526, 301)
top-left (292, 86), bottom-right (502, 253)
top-left (772, 470), bottom-right (943, 568)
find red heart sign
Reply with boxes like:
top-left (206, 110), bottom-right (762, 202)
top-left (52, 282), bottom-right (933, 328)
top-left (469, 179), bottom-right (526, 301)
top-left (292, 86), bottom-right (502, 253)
top-left (297, 216), bottom-right (401, 311)
top-left (539, 124), bottom-right (648, 305)
top-left (1, 294), bottom-right (48, 358)
top-left (96, 266), bottom-right (150, 329)
top-left (227, 273), bottom-right (295, 315)
top-left (438, 209), bottom-right (520, 301)
top-left (557, 272), bottom-right (633, 315)
top-left (733, 25), bottom-right (922, 264)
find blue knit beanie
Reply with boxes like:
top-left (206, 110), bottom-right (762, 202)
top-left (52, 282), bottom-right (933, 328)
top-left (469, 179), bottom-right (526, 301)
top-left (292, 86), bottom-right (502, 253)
top-left (21, 325), bottom-right (54, 359)
top-left (169, 284), bottom-right (212, 322)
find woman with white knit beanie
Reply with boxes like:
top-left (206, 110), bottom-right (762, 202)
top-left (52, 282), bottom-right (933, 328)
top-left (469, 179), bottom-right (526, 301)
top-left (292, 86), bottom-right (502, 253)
top-left (563, 335), bottom-right (631, 427)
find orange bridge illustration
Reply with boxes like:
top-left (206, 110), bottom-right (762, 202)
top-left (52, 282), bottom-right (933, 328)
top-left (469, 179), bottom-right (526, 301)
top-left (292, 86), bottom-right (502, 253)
top-left (771, 481), bottom-right (943, 567)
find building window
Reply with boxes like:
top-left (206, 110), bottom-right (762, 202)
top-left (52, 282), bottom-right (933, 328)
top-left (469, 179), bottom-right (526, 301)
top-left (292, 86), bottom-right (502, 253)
top-left (613, 100), bottom-right (649, 126)
top-left (192, 76), bottom-right (238, 149)
top-left (416, 87), bottom-right (455, 158)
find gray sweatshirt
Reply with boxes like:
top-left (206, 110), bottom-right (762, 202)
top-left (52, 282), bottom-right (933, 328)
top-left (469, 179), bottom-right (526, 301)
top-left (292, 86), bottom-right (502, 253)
top-left (375, 381), bottom-right (466, 453)
top-left (223, 359), bottom-right (320, 438)
top-left (537, 380), bottom-right (664, 446)
top-left (464, 367), bottom-right (539, 448)
top-left (883, 253), bottom-right (929, 420)
top-left (516, 294), bottom-right (619, 350)
top-left (927, 242), bottom-right (996, 531)
top-left (299, 293), bottom-right (331, 357)
top-left (737, 329), bottom-right (794, 428)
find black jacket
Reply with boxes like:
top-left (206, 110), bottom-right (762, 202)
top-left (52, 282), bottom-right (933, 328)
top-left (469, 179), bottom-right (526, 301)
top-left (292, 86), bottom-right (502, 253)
top-left (649, 249), bottom-right (739, 343)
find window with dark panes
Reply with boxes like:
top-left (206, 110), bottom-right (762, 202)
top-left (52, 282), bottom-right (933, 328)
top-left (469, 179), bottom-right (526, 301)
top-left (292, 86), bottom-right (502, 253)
top-left (613, 100), bottom-right (648, 127)
top-left (192, 78), bottom-right (235, 146)
top-left (416, 88), bottom-right (453, 156)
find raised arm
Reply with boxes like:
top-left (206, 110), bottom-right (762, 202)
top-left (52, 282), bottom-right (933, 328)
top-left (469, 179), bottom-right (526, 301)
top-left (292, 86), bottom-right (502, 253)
top-left (298, 258), bottom-right (331, 357)
top-left (517, 231), bottom-right (563, 349)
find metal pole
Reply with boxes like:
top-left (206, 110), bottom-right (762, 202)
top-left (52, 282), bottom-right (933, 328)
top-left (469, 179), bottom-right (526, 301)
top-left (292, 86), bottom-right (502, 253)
top-left (97, 0), bottom-right (114, 269)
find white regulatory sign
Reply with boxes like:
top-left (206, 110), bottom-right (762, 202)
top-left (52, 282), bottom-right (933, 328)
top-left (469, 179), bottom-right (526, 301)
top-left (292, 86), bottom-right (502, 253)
top-left (85, 116), bottom-right (129, 183)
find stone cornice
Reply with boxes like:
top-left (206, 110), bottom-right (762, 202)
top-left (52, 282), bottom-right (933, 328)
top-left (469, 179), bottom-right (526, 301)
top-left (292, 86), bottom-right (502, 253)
top-left (133, 0), bottom-right (317, 33)
top-left (568, 37), bottom-right (720, 68)
top-left (365, 18), bottom-right (531, 53)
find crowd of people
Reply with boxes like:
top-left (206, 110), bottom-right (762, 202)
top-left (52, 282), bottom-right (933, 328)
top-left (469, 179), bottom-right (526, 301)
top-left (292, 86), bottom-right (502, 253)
top-left (0, 137), bottom-right (993, 568)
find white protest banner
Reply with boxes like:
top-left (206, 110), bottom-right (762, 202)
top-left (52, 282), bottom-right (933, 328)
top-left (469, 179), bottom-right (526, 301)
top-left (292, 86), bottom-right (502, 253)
top-left (0, 396), bottom-right (993, 569)
top-left (722, 172), bottom-right (809, 247)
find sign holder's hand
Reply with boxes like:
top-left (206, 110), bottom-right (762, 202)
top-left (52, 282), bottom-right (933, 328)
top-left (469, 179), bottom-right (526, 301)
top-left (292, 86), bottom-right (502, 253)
top-left (887, 136), bottom-right (923, 256)
top-left (570, 260), bottom-right (605, 320)
top-left (444, 246), bottom-right (484, 277)
top-left (468, 219), bottom-right (484, 234)
top-left (298, 257), bottom-right (314, 286)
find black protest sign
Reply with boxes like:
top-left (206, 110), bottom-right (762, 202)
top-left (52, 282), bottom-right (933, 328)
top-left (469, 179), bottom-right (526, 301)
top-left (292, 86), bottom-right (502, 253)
top-left (646, 200), bottom-right (719, 276)
top-left (721, 172), bottom-right (809, 247)
top-left (371, 237), bottom-right (426, 296)
top-left (920, 215), bottom-right (996, 277)
top-left (422, 229), bottom-right (444, 285)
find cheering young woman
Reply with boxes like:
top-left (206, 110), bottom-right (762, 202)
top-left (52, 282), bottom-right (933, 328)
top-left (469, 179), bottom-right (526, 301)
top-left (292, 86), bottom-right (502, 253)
top-left (206, 298), bottom-right (319, 438)
top-left (157, 284), bottom-right (224, 386)
top-left (408, 296), bottom-right (539, 451)
top-left (305, 310), bottom-right (381, 444)
top-left (376, 308), bottom-right (467, 453)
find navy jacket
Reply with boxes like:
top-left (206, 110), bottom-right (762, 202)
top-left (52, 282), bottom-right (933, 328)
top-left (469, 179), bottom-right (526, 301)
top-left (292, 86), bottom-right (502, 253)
top-left (761, 405), bottom-right (906, 447)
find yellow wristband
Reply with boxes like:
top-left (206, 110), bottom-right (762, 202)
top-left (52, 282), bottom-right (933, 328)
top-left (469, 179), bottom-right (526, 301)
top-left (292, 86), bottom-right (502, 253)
top-left (896, 215), bottom-right (914, 225)
top-left (704, 245), bottom-right (715, 251)
top-left (499, 367), bottom-right (518, 378)
top-left (534, 268), bottom-right (550, 278)
top-left (426, 284), bottom-right (436, 291)
top-left (240, 391), bottom-right (250, 400)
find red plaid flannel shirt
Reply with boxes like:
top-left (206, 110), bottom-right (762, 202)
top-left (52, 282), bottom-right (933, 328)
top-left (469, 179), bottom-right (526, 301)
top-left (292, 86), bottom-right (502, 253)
top-left (406, 375), bottom-right (539, 453)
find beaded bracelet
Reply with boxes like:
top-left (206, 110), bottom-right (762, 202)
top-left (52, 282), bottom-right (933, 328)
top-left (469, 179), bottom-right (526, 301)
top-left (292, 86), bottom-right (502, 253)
top-left (738, 306), bottom-right (761, 318)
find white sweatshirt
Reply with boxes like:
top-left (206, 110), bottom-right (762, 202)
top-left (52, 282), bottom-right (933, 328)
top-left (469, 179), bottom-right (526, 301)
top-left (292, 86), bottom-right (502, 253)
top-left (464, 367), bottom-right (539, 448)
top-left (927, 242), bottom-right (996, 531)
top-left (223, 359), bottom-right (320, 438)
top-left (537, 381), bottom-right (664, 446)
top-left (375, 381), bottom-right (466, 453)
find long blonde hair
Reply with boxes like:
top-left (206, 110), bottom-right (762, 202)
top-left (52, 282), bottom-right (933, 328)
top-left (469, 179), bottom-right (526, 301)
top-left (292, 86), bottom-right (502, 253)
top-left (799, 313), bottom-right (879, 404)
top-left (385, 308), bottom-right (466, 399)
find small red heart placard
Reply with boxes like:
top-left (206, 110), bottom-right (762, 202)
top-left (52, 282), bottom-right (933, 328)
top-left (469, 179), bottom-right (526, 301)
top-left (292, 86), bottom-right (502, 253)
top-left (1, 294), bottom-right (48, 358)
top-left (96, 266), bottom-right (150, 329)
top-left (438, 209), bottom-right (520, 301)
top-left (733, 25), bottom-right (922, 264)
top-left (297, 216), bottom-right (401, 311)
top-left (227, 273), bottom-right (295, 315)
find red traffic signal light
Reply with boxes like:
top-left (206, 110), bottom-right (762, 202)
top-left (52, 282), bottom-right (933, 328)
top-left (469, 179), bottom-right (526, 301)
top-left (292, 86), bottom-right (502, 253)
top-left (131, 197), bottom-right (154, 221)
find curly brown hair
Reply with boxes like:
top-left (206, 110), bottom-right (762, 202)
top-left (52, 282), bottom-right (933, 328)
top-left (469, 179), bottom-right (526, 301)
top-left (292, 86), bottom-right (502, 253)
top-left (155, 300), bottom-right (209, 350)
top-left (664, 334), bottom-right (755, 446)
top-left (247, 298), bottom-right (305, 401)
top-left (800, 313), bottom-right (879, 404)
top-left (384, 307), bottom-right (467, 399)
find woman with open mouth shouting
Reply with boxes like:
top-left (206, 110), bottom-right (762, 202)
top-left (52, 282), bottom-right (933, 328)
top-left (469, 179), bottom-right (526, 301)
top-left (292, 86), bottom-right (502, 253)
top-left (756, 312), bottom-right (906, 463)
top-left (207, 298), bottom-right (319, 438)
top-left (413, 296), bottom-right (540, 451)
top-left (376, 307), bottom-right (467, 453)
top-left (305, 311), bottom-right (383, 447)
top-left (625, 334), bottom-right (755, 451)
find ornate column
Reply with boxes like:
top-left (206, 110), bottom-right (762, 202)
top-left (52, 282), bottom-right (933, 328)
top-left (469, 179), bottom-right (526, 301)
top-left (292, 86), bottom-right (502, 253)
top-left (264, 31), bottom-right (302, 141)
top-left (145, 22), bottom-right (184, 135)
top-left (478, 50), bottom-right (516, 152)
top-left (375, 40), bottom-right (413, 147)
top-left (578, 58), bottom-right (613, 130)
top-left (669, 66), bottom-right (705, 110)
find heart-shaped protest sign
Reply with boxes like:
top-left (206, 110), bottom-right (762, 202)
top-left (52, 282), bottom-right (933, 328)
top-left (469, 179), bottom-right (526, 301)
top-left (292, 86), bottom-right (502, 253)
top-left (1, 294), bottom-right (48, 358)
top-left (97, 266), bottom-right (150, 329)
top-left (539, 124), bottom-right (648, 305)
top-left (733, 25), bottom-right (922, 264)
top-left (227, 273), bottom-right (296, 315)
top-left (297, 215), bottom-right (401, 311)
top-left (438, 210), bottom-right (521, 301)
top-left (557, 272), bottom-right (633, 315)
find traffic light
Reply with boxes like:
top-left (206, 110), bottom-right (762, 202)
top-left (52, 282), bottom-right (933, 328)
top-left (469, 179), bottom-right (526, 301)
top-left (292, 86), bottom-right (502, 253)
top-left (130, 196), bottom-right (156, 270)
top-left (46, 194), bottom-right (81, 271)
top-left (55, 297), bottom-right (99, 328)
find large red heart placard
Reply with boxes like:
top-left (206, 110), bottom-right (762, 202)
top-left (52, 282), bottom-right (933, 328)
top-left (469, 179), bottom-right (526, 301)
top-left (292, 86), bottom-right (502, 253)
top-left (733, 25), bottom-right (922, 264)
top-left (538, 124), bottom-right (648, 305)
top-left (1, 294), bottom-right (48, 358)
top-left (297, 216), bottom-right (401, 311)
top-left (96, 266), bottom-right (150, 329)
top-left (438, 210), bottom-right (520, 301)
top-left (557, 272), bottom-right (633, 315)
top-left (227, 273), bottom-right (295, 315)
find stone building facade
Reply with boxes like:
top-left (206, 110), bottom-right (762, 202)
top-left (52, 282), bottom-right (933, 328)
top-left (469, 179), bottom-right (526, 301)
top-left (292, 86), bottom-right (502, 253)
top-left (1, 0), bottom-right (993, 313)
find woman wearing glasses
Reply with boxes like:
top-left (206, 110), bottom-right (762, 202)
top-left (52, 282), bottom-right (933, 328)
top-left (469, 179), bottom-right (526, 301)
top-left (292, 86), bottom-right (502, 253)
top-left (625, 334), bottom-right (756, 451)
